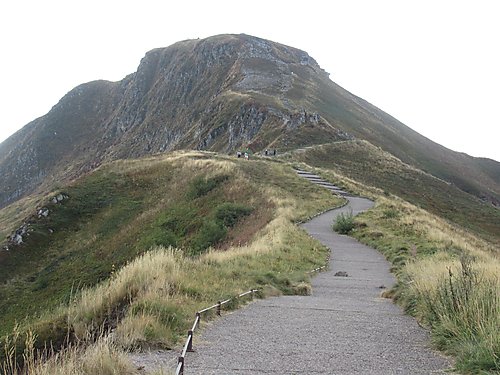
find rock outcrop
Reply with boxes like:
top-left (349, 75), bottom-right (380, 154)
top-left (2, 193), bottom-right (68, 251)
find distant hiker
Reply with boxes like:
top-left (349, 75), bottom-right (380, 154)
top-left (273, 149), bottom-right (276, 156)
top-left (237, 151), bottom-right (242, 158)
top-left (244, 152), bottom-right (249, 160)
top-left (265, 149), bottom-right (268, 156)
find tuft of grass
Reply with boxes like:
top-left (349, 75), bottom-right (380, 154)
top-left (382, 208), bottom-right (399, 219)
top-left (332, 211), bottom-right (355, 234)
top-left (405, 255), bottom-right (500, 373)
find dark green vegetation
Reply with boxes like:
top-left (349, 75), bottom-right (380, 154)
top-left (290, 141), bottom-right (500, 245)
top-left (332, 211), bottom-right (355, 234)
top-left (139, 175), bottom-right (253, 256)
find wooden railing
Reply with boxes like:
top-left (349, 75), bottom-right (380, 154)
top-left (174, 259), bottom-right (331, 374)
top-left (175, 289), bottom-right (259, 375)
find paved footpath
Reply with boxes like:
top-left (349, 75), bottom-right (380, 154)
top-left (134, 172), bottom-right (453, 374)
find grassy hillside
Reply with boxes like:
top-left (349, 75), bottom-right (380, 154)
top-left (287, 141), bottom-right (500, 245)
top-left (1, 149), bottom-right (498, 374)
top-left (0, 151), bottom-right (343, 372)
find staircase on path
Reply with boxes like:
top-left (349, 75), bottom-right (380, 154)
top-left (295, 170), bottom-right (353, 197)
top-left (133, 169), bottom-right (453, 374)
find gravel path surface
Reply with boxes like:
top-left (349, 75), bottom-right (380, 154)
top-left (131, 171), bottom-right (453, 374)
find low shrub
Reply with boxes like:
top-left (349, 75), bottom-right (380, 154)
top-left (215, 203), bottom-right (252, 228)
top-left (190, 221), bottom-right (227, 255)
top-left (188, 175), bottom-right (229, 198)
top-left (332, 211), bottom-right (355, 234)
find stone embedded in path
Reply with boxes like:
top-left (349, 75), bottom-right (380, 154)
top-left (334, 271), bottom-right (349, 277)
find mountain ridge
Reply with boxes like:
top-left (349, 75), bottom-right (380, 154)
top-left (1, 33), bottom-right (499, 209)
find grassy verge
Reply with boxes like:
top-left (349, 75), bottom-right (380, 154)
top-left (350, 197), bottom-right (499, 373)
top-left (1, 151), bottom-right (343, 373)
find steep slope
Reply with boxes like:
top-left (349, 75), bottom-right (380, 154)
top-left (0, 34), bottom-right (498, 209)
top-left (0, 80), bottom-right (123, 206)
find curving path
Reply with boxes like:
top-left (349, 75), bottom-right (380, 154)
top-left (133, 170), bottom-right (452, 374)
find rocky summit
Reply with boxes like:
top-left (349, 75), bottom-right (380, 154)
top-left (0, 34), bottom-right (499, 208)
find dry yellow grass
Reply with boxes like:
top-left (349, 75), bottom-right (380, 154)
top-left (2, 331), bottom-right (136, 375)
top-left (37, 340), bottom-right (136, 375)
top-left (68, 248), bottom-right (182, 339)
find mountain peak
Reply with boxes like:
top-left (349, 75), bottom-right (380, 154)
top-left (0, 34), bottom-right (499, 209)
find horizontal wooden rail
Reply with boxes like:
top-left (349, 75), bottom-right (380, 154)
top-left (175, 289), bottom-right (258, 375)
top-left (307, 264), bottom-right (328, 273)
top-left (175, 252), bottom-right (330, 373)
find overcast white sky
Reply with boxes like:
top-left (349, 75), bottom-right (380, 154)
top-left (1, 0), bottom-right (499, 161)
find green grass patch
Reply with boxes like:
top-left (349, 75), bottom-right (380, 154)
top-left (188, 174), bottom-right (229, 199)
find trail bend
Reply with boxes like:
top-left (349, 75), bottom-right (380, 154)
top-left (133, 169), bottom-right (452, 374)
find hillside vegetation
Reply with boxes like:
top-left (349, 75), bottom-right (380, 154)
top-left (1, 149), bottom-right (498, 374)
top-left (287, 141), bottom-right (500, 245)
top-left (0, 151), bottom-right (343, 373)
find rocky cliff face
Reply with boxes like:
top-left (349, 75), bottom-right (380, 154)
top-left (1, 33), bottom-right (499, 209)
top-left (0, 34), bottom-right (351, 208)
